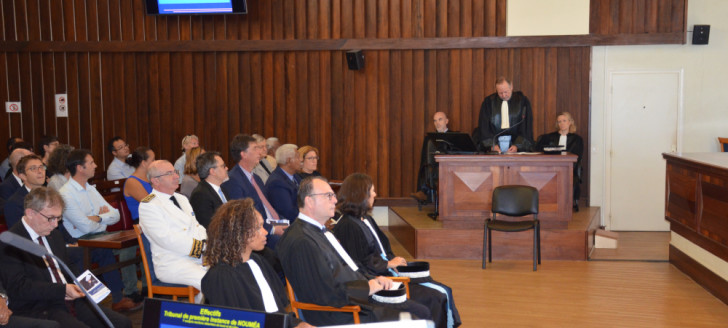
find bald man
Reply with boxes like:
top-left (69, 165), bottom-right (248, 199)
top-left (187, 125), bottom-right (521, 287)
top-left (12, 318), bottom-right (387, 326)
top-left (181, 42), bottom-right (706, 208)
top-left (0, 148), bottom-right (33, 211)
top-left (412, 112), bottom-right (453, 203)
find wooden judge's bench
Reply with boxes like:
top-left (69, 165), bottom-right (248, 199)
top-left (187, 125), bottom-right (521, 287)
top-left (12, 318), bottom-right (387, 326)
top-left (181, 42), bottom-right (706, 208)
top-left (436, 154), bottom-right (577, 229)
top-left (388, 153), bottom-right (601, 261)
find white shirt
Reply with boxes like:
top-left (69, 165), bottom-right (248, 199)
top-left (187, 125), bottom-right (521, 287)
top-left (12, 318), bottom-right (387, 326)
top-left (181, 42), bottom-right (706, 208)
top-left (59, 178), bottom-right (120, 238)
top-left (21, 217), bottom-right (67, 284)
top-left (107, 157), bottom-right (134, 180)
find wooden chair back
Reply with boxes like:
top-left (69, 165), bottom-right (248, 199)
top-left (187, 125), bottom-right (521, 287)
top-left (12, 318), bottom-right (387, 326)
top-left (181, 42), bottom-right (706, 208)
top-left (133, 224), bottom-right (198, 302)
top-left (285, 278), bottom-right (361, 324)
top-left (718, 137), bottom-right (728, 152)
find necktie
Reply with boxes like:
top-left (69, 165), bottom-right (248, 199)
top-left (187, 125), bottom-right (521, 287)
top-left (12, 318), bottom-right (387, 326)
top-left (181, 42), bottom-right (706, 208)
top-left (500, 100), bottom-right (510, 129)
top-left (248, 259), bottom-right (279, 313)
top-left (217, 188), bottom-right (227, 203)
top-left (250, 176), bottom-right (280, 221)
top-left (37, 236), bottom-right (76, 316)
top-left (170, 195), bottom-right (182, 210)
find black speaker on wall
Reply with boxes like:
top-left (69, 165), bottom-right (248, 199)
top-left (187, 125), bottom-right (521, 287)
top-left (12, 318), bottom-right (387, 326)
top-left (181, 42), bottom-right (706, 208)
top-left (692, 25), bottom-right (710, 45)
top-left (346, 50), bottom-right (364, 70)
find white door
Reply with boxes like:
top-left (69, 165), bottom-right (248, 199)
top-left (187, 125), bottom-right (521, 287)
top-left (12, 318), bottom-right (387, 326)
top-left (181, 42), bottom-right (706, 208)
top-left (608, 71), bottom-right (681, 231)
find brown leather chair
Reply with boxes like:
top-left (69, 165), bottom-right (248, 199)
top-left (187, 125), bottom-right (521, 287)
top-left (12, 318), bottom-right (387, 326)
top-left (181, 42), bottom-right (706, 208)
top-left (482, 185), bottom-right (541, 271)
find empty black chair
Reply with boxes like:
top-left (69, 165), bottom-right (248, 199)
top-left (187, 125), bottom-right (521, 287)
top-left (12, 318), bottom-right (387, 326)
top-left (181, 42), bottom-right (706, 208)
top-left (482, 185), bottom-right (541, 271)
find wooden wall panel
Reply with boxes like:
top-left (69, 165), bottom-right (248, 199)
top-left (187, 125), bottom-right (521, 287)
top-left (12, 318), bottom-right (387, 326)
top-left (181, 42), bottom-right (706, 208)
top-left (0, 0), bottom-right (687, 199)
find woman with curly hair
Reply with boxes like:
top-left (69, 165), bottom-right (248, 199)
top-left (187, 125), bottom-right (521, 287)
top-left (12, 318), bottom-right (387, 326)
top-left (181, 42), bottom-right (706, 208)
top-left (201, 199), bottom-right (314, 328)
top-left (46, 144), bottom-right (74, 190)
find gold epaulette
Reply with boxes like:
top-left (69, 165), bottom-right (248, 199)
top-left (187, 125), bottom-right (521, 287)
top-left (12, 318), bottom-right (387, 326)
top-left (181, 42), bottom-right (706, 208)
top-left (141, 194), bottom-right (156, 203)
top-left (189, 239), bottom-right (205, 258)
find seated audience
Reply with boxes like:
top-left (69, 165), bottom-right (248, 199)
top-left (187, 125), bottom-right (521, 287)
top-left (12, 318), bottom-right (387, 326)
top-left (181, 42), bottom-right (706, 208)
top-left (37, 135), bottom-right (59, 167)
top-left (106, 137), bottom-right (134, 180)
top-left (0, 137), bottom-right (24, 179)
top-left (0, 187), bottom-right (132, 327)
top-left (46, 144), bottom-right (74, 191)
top-left (277, 176), bottom-right (430, 326)
top-left (139, 160), bottom-right (207, 299)
top-left (222, 134), bottom-right (285, 249)
top-left (201, 199), bottom-right (313, 328)
top-left (266, 137), bottom-right (280, 168)
top-left (4, 155), bottom-right (48, 228)
top-left (174, 134), bottom-right (199, 184)
top-left (333, 173), bottom-right (461, 328)
top-left (252, 134), bottom-right (275, 183)
top-left (294, 146), bottom-right (322, 183)
top-left (180, 146), bottom-right (204, 199)
top-left (536, 111), bottom-right (584, 210)
top-left (264, 144), bottom-right (301, 222)
top-left (0, 148), bottom-right (33, 212)
top-left (59, 149), bottom-right (141, 311)
top-left (189, 152), bottom-right (230, 229)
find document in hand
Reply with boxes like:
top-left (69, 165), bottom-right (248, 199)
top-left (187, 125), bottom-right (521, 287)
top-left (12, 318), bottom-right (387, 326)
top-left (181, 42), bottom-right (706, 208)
top-left (77, 270), bottom-right (110, 303)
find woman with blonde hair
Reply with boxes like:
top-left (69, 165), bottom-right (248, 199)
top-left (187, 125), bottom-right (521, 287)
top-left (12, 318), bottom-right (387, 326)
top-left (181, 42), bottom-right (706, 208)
top-left (536, 112), bottom-right (584, 210)
top-left (294, 145), bottom-right (322, 182)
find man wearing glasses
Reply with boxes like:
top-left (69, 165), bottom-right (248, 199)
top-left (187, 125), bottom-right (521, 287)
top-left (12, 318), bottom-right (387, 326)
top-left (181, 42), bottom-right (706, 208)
top-left (106, 136), bottom-right (134, 181)
top-left (189, 152), bottom-right (230, 229)
top-left (0, 148), bottom-right (33, 213)
top-left (0, 187), bottom-right (132, 327)
top-left (58, 149), bottom-right (140, 312)
top-left (277, 176), bottom-right (430, 326)
top-left (3, 155), bottom-right (50, 228)
top-left (139, 160), bottom-right (207, 301)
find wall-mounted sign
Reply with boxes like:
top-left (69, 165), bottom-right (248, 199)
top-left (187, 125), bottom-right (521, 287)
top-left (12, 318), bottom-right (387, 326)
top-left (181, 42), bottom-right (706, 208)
top-left (55, 94), bottom-right (68, 117)
top-left (5, 101), bottom-right (21, 113)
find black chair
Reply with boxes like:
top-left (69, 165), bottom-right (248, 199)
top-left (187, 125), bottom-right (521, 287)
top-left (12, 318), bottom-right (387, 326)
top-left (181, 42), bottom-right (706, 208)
top-left (482, 185), bottom-right (541, 271)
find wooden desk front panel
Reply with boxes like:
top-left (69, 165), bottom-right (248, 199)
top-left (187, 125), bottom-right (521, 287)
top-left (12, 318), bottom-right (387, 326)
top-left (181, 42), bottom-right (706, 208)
top-left (437, 154), bottom-right (575, 229)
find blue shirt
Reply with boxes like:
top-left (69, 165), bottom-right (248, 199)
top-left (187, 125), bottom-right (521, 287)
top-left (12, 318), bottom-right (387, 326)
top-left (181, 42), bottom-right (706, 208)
top-left (60, 178), bottom-right (120, 238)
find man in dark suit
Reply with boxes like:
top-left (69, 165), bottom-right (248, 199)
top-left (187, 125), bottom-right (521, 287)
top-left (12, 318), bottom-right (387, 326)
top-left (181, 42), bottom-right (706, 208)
top-left (0, 279), bottom-right (60, 328)
top-left (0, 187), bottom-right (131, 327)
top-left (189, 152), bottom-right (230, 229)
top-left (264, 144), bottom-right (302, 222)
top-left (222, 134), bottom-right (286, 249)
top-left (0, 148), bottom-right (33, 213)
top-left (4, 155), bottom-right (47, 228)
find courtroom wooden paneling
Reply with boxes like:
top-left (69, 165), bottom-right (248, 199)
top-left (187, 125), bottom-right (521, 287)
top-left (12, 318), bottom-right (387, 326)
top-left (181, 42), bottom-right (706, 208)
top-left (0, 0), bottom-right (688, 198)
top-left (670, 245), bottom-right (728, 305)
top-left (590, 0), bottom-right (687, 39)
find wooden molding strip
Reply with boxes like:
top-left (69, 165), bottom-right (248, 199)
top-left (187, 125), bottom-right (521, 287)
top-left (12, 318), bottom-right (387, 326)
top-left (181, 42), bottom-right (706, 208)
top-left (670, 245), bottom-right (728, 305)
top-left (0, 33), bottom-right (685, 53)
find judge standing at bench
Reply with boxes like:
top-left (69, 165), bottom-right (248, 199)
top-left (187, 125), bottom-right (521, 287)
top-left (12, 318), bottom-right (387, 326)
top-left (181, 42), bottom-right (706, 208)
top-left (477, 77), bottom-right (534, 153)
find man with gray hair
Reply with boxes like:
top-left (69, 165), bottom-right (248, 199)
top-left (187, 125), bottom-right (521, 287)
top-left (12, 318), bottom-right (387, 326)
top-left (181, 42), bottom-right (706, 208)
top-left (266, 137), bottom-right (280, 167)
top-left (139, 160), bottom-right (207, 297)
top-left (252, 134), bottom-right (275, 183)
top-left (189, 152), bottom-right (230, 229)
top-left (264, 144), bottom-right (302, 222)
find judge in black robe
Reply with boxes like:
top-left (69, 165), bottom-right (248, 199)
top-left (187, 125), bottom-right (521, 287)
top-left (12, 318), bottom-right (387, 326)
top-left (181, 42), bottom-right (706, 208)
top-left (333, 173), bottom-right (461, 328)
top-left (477, 78), bottom-right (534, 152)
top-left (201, 199), bottom-right (309, 328)
top-left (278, 176), bottom-right (430, 326)
top-left (535, 112), bottom-right (584, 203)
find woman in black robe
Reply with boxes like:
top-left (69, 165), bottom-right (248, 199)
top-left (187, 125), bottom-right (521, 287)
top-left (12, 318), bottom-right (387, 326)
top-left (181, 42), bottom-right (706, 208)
top-left (202, 199), bottom-right (314, 328)
top-left (332, 173), bottom-right (461, 328)
top-left (535, 112), bottom-right (584, 210)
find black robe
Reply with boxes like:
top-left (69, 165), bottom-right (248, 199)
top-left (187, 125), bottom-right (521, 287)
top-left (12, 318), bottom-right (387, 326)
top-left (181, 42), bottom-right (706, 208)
top-left (333, 213), bottom-right (462, 328)
top-left (536, 131), bottom-right (584, 199)
top-left (277, 219), bottom-right (430, 326)
top-left (201, 253), bottom-right (302, 328)
top-left (477, 91), bottom-right (534, 152)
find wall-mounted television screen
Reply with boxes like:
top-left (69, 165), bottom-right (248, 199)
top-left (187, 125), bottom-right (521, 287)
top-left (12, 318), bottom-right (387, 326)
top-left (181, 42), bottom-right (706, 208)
top-left (145, 0), bottom-right (248, 15)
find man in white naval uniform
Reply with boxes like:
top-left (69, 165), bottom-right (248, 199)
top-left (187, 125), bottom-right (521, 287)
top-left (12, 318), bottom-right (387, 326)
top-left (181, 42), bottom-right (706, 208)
top-left (139, 160), bottom-right (207, 300)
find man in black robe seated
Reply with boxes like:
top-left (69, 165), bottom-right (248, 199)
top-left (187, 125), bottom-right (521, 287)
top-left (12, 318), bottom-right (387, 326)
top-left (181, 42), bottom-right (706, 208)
top-left (412, 112), bottom-right (451, 204)
top-left (334, 173), bottom-right (461, 328)
top-left (477, 77), bottom-right (534, 153)
top-left (201, 199), bottom-right (313, 328)
top-left (277, 176), bottom-right (431, 326)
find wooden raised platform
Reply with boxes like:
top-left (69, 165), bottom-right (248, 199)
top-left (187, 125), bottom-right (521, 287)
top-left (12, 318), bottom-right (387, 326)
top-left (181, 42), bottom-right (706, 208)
top-left (388, 205), bottom-right (600, 260)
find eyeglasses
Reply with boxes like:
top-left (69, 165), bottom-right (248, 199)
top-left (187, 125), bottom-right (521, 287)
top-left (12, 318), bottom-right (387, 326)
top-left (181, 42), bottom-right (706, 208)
top-left (35, 210), bottom-right (63, 223)
top-left (305, 156), bottom-right (320, 161)
top-left (27, 165), bottom-right (47, 172)
top-left (309, 192), bottom-right (336, 200)
top-left (211, 165), bottom-right (227, 170)
top-left (153, 169), bottom-right (180, 179)
top-left (114, 143), bottom-right (129, 151)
